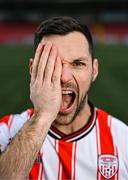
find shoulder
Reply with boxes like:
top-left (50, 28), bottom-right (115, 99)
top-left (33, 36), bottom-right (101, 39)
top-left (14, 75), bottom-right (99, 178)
top-left (96, 107), bottom-right (128, 131)
top-left (0, 109), bottom-right (33, 146)
top-left (96, 107), bottom-right (128, 144)
top-left (110, 116), bottom-right (128, 163)
top-left (0, 109), bottom-right (33, 127)
top-left (111, 116), bottom-right (128, 138)
top-left (0, 109), bottom-right (33, 152)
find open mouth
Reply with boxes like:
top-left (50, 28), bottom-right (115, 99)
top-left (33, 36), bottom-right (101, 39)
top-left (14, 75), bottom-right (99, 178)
top-left (60, 89), bottom-right (76, 113)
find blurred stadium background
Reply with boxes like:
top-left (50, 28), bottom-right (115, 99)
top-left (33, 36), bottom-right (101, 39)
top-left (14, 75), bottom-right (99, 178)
top-left (0, 0), bottom-right (128, 124)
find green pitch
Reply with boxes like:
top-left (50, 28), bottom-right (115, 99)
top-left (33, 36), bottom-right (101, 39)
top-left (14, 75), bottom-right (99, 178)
top-left (0, 44), bottom-right (127, 124)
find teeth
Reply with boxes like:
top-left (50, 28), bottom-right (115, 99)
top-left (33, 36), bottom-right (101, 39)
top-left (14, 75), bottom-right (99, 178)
top-left (62, 90), bottom-right (73, 95)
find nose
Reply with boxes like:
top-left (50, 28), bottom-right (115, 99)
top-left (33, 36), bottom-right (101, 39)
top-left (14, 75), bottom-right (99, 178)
top-left (61, 62), bottom-right (73, 83)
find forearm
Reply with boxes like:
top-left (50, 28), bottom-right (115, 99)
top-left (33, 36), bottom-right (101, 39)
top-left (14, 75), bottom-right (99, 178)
top-left (0, 113), bottom-right (52, 179)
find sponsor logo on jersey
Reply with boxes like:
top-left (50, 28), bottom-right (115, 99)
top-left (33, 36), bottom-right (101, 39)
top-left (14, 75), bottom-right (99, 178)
top-left (35, 152), bottom-right (43, 163)
top-left (98, 154), bottom-right (119, 179)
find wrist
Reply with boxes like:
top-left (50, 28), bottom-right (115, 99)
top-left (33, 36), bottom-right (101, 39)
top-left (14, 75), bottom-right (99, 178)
top-left (32, 110), bottom-right (55, 125)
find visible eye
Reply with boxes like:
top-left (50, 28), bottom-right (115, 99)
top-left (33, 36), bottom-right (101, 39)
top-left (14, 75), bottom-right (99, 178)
top-left (72, 60), bottom-right (86, 67)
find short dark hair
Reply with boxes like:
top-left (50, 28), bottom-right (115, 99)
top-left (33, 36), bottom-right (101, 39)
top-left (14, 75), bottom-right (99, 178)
top-left (34, 16), bottom-right (94, 58)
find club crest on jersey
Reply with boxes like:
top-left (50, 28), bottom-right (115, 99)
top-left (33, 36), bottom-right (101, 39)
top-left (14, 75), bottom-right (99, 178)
top-left (98, 154), bottom-right (118, 179)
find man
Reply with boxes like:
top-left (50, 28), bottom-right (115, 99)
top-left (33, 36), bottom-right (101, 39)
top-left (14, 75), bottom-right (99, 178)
top-left (0, 16), bottom-right (128, 180)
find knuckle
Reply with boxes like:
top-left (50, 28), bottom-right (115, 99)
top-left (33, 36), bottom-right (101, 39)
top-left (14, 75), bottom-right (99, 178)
top-left (34, 80), bottom-right (40, 88)
top-left (52, 75), bottom-right (58, 82)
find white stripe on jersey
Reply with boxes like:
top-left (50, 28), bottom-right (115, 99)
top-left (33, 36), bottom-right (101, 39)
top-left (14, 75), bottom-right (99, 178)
top-left (71, 142), bottom-right (77, 179)
top-left (95, 118), bottom-right (101, 155)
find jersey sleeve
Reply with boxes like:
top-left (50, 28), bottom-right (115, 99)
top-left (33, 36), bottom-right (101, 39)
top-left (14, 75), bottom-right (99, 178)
top-left (0, 115), bottom-right (11, 153)
top-left (0, 110), bottom-right (31, 153)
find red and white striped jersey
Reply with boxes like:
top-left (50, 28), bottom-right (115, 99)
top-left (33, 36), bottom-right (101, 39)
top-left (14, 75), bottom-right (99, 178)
top-left (0, 106), bottom-right (128, 180)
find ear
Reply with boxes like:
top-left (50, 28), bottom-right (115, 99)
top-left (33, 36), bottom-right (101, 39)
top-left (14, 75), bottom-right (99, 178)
top-left (92, 58), bottom-right (99, 82)
top-left (29, 58), bottom-right (33, 75)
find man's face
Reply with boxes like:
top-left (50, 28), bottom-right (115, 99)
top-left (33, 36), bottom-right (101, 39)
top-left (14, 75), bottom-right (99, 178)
top-left (41, 31), bottom-right (98, 125)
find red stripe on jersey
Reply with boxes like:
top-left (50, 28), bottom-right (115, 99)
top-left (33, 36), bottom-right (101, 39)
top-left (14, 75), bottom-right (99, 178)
top-left (96, 109), bottom-right (118, 180)
top-left (29, 164), bottom-right (40, 180)
top-left (58, 141), bottom-right (73, 180)
top-left (29, 151), bottom-right (43, 180)
top-left (0, 115), bottom-right (11, 125)
top-left (27, 108), bottom-right (34, 117)
top-left (98, 109), bottom-right (114, 154)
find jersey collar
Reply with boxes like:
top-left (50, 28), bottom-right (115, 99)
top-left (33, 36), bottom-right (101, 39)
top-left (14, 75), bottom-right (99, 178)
top-left (48, 103), bottom-right (97, 142)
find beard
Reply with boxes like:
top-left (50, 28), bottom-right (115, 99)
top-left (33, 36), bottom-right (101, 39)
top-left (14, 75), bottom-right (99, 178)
top-left (53, 80), bottom-right (92, 126)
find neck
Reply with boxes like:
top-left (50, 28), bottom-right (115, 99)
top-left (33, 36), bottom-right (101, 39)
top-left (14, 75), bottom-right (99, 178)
top-left (52, 103), bottom-right (91, 135)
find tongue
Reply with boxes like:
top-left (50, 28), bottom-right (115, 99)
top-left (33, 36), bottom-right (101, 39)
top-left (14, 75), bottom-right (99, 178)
top-left (60, 95), bottom-right (72, 111)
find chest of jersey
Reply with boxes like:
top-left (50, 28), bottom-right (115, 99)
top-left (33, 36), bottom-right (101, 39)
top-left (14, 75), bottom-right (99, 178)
top-left (0, 108), bottom-right (127, 180)
top-left (29, 125), bottom-right (119, 180)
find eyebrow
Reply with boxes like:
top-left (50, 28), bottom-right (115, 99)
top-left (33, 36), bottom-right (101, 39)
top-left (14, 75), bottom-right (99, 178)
top-left (73, 57), bottom-right (89, 62)
top-left (62, 56), bottom-right (89, 64)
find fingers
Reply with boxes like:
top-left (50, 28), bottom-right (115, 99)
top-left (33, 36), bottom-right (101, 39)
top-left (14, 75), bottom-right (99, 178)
top-left (30, 43), bottom-right (44, 85)
top-left (36, 42), bottom-right (52, 84)
top-left (31, 41), bottom-right (62, 87)
top-left (43, 45), bottom-right (58, 83)
top-left (52, 56), bottom-right (62, 85)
